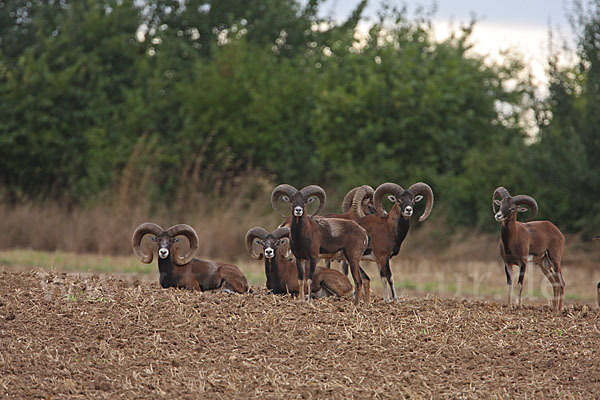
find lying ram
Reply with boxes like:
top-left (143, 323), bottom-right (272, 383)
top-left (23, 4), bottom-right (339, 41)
top-left (132, 222), bottom-right (249, 293)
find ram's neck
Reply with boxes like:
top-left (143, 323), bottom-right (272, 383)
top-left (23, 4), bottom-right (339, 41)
top-left (500, 213), bottom-right (518, 248)
top-left (387, 205), bottom-right (410, 256)
top-left (290, 215), bottom-right (309, 243)
top-left (158, 256), bottom-right (176, 288)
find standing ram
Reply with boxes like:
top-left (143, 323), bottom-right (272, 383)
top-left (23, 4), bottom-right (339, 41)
top-left (245, 226), bottom-right (352, 298)
top-left (322, 185), bottom-right (376, 273)
top-left (132, 222), bottom-right (249, 293)
top-left (356, 182), bottom-right (434, 302)
top-left (493, 187), bottom-right (565, 311)
top-left (271, 184), bottom-right (370, 305)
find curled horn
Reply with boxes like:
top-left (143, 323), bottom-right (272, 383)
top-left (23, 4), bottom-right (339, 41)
top-left (245, 227), bottom-right (269, 260)
top-left (373, 183), bottom-right (403, 218)
top-left (166, 224), bottom-right (199, 265)
top-left (351, 185), bottom-right (375, 218)
top-left (492, 187), bottom-right (511, 214)
top-left (300, 185), bottom-right (326, 216)
top-left (512, 195), bottom-right (538, 221)
top-left (271, 226), bottom-right (291, 240)
top-left (341, 187), bottom-right (361, 213)
top-left (408, 182), bottom-right (434, 222)
top-left (271, 184), bottom-right (298, 217)
top-left (132, 222), bottom-right (164, 264)
top-left (272, 226), bottom-right (292, 258)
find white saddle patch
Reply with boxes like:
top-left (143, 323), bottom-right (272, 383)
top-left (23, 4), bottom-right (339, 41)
top-left (315, 218), bottom-right (342, 237)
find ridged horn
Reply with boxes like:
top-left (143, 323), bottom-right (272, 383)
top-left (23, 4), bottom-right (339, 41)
top-left (131, 222), bottom-right (164, 264)
top-left (341, 187), bottom-right (361, 213)
top-left (245, 227), bottom-right (269, 260)
top-left (408, 182), bottom-right (434, 222)
top-left (492, 187), bottom-right (511, 214)
top-left (166, 224), bottom-right (199, 265)
top-left (272, 226), bottom-right (292, 258)
top-left (271, 226), bottom-right (291, 240)
top-left (373, 183), bottom-right (403, 218)
top-left (350, 185), bottom-right (375, 218)
top-left (512, 195), bottom-right (538, 221)
top-left (271, 184), bottom-right (298, 217)
top-left (300, 185), bottom-right (326, 216)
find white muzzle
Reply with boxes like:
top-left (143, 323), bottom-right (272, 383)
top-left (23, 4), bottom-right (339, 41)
top-left (158, 248), bottom-right (169, 259)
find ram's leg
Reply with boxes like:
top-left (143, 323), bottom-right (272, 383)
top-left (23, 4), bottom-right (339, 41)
top-left (359, 266), bottom-right (370, 304)
top-left (345, 256), bottom-right (363, 306)
top-left (547, 253), bottom-right (565, 312)
top-left (384, 257), bottom-right (397, 301)
top-left (379, 267), bottom-right (389, 302)
top-left (342, 261), bottom-right (349, 277)
top-left (517, 261), bottom-right (527, 308)
top-left (306, 257), bottom-right (317, 304)
top-left (537, 257), bottom-right (558, 310)
top-left (374, 256), bottom-right (389, 302)
top-left (505, 264), bottom-right (513, 308)
top-left (296, 258), bottom-right (305, 301)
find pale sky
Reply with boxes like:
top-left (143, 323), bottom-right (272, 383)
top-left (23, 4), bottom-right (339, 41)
top-left (320, 0), bottom-right (576, 93)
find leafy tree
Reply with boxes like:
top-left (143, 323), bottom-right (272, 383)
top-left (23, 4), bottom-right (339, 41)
top-left (0, 0), bottom-right (144, 201)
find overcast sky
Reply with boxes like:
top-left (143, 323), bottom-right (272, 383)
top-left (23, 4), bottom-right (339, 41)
top-left (322, 0), bottom-right (572, 28)
top-left (319, 0), bottom-right (576, 91)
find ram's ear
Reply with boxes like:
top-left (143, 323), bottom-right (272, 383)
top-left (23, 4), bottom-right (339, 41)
top-left (281, 195), bottom-right (290, 203)
top-left (494, 199), bottom-right (501, 206)
top-left (387, 195), bottom-right (396, 202)
top-left (415, 195), bottom-right (423, 202)
top-left (306, 197), bottom-right (316, 203)
top-left (517, 206), bottom-right (528, 213)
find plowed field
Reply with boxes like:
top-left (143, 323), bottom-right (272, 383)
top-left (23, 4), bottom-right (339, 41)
top-left (1, 270), bottom-right (599, 399)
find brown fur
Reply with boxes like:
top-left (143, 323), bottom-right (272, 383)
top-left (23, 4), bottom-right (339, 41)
top-left (290, 215), bottom-right (370, 305)
top-left (166, 258), bottom-right (249, 293)
top-left (272, 185), bottom-right (370, 305)
top-left (356, 204), bottom-right (410, 302)
top-left (499, 213), bottom-right (565, 311)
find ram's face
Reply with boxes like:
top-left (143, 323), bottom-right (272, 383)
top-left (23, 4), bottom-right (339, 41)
top-left (260, 236), bottom-right (289, 259)
top-left (494, 198), bottom-right (515, 221)
top-left (282, 192), bottom-right (315, 218)
top-left (363, 199), bottom-right (377, 216)
top-left (389, 191), bottom-right (423, 218)
top-left (151, 233), bottom-right (180, 259)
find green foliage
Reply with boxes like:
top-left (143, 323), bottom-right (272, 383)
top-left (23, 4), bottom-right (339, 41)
top-left (524, 0), bottom-right (600, 234)
top-left (0, 0), bottom-right (595, 234)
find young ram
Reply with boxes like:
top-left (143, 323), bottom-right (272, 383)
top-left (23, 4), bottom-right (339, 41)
top-left (271, 184), bottom-right (370, 305)
top-left (245, 226), bottom-right (352, 298)
top-left (493, 187), bottom-right (565, 311)
top-left (132, 222), bottom-right (249, 293)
